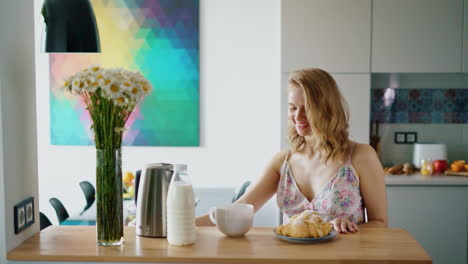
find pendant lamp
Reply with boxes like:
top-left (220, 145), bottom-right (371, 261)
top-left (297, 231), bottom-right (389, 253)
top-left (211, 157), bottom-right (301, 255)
top-left (41, 0), bottom-right (100, 53)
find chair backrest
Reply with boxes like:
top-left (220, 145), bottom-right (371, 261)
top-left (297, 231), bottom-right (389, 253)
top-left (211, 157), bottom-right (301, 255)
top-left (232, 181), bottom-right (251, 203)
top-left (135, 170), bottom-right (141, 206)
top-left (79, 181), bottom-right (95, 211)
top-left (49, 198), bottom-right (69, 223)
top-left (39, 212), bottom-right (52, 230)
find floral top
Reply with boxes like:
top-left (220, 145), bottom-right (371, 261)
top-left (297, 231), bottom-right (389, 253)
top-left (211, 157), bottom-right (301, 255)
top-left (276, 146), bottom-right (364, 224)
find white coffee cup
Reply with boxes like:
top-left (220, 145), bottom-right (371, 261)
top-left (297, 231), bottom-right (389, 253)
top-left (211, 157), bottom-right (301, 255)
top-left (209, 203), bottom-right (254, 237)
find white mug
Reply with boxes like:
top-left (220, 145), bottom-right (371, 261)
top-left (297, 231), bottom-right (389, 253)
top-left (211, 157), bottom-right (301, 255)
top-left (209, 203), bottom-right (254, 237)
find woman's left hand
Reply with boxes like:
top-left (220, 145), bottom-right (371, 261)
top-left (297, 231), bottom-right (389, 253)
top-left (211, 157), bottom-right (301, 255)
top-left (331, 217), bottom-right (358, 234)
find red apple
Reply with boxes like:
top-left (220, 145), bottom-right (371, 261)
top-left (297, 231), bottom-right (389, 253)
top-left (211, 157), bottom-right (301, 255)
top-left (433, 160), bottom-right (448, 173)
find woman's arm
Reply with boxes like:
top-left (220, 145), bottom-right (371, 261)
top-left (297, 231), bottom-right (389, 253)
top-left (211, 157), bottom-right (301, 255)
top-left (195, 151), bottom-right (286, 226)
top-left (352, 144), bottom-right (388, 228)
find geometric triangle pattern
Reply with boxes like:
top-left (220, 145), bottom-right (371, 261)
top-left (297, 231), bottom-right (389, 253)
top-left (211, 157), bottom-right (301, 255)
top-left (49, 0), bottom-right (199, 146)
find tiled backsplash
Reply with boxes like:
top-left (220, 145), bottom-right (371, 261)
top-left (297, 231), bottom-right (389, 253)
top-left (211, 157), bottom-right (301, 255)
top-left (371, 73), bottom-right (468, 166)
top-left (371, 88), bottom-right (468, 124)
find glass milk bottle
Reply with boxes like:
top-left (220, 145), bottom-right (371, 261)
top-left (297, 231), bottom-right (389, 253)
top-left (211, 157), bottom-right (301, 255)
top-left (166, 164), bottom-right (196, 246)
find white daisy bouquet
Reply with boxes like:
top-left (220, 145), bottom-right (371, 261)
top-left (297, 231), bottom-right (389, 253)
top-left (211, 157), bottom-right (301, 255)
top-left (62, 65), bottom-right (152, 149)
top-left (61, 65), bottom-right (152, 246)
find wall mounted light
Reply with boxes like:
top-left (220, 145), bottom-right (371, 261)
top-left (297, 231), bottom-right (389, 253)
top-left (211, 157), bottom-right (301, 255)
top-left (41, 0), bottom-right (101, 53)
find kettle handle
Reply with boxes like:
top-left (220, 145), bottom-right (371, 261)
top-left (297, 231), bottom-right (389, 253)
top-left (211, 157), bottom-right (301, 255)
top-left (208, 207), bottom-right (217, 225)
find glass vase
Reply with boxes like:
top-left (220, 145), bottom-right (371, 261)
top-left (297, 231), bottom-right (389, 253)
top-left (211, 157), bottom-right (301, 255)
top-left (96, 148), bottom-right (124, 246)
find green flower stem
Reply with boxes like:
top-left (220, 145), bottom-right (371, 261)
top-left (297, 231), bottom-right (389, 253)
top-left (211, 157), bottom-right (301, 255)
top-left (88, 92), bottom-right (129, 245)
top-left (96, 148), bottom-right (123, 245)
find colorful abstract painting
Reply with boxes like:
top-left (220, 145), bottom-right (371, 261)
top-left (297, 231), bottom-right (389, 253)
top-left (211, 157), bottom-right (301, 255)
top-left (50, 0), bottom-right (199, 146)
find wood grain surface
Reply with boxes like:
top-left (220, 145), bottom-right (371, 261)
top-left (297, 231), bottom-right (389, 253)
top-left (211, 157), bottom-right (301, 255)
top-left (7, 226), bottom-right (431, 264)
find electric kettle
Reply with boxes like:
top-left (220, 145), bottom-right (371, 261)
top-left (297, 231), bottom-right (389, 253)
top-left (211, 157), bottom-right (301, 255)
top-left (136, 163), bottom-right (173, 237)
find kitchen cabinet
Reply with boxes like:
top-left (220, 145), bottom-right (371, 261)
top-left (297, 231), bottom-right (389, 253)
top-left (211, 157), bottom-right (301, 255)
top-left (282, 0), bottom-right (371, 73)
top-left (463, 0), bottom-right (468, 72)
top-left (280, 73), bottom-right (289, 149)
top-left (387, 184), bottom-right (468, 264)
top-left (372, 0), bottom-right (463, 73)
top-left (332, 74), bottom-right (370, 144)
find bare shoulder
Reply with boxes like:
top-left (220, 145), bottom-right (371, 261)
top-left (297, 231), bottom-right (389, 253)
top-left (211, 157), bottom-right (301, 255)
top-left (351, 143), bottom-right (378, 162)
top-left (269, 149), bottom-right (289, 172)
top-left (350, 142), bottom-right (384, 177)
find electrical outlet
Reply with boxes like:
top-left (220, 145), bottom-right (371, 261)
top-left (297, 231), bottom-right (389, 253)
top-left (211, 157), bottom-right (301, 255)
top-left (14, 197), bottom-right (34, 234)
top-left (394, 132), bottom-right (406, 144)
top-left (405, 132), bottom-right (417, 143)
top-left (394, 131), bottom-right (418, 144)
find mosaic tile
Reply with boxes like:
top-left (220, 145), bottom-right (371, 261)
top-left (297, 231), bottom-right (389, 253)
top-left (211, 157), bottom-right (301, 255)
top-left (432, 89), bottom-right (445, 100)
top-left (431, 112), bottom-right (444, 123)
top-left (371, 88), bottom-right (468, 124)
top-left (444, 89), bottom-right (457, 100)
top-left (454, 99), bottom-right (464, 112)
top-left (432, 100), bottom-right (445, 111)
top-left (408, 100), bottom-right (424, 112)
top-left (395, 111), bottom-right (408, 123)
top-left (408, 112), bottom-right (431, 123)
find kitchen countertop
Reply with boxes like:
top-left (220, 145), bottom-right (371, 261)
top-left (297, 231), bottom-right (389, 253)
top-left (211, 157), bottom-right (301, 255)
top-left (385, 173), bottom-right (468, 186)
top-left (7, 226), bottom-right (431, 264)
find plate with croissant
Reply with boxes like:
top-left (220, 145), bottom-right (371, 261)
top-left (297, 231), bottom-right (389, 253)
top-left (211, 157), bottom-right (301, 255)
top-left (273, 210), bottom-right (337, 244)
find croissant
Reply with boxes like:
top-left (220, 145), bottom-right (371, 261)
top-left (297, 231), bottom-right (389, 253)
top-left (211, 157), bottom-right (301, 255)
top-left (276, 210), bottom-right (332, 238)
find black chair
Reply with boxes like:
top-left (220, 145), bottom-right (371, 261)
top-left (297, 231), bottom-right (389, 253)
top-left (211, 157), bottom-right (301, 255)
top-left (49, 198), bottom-right (69, 223)
top-left (39, 212), bottom-right (52, 230)
top-left (135, 170), bottom-right (141, 206)
top-left (79, 181), bottom-right (95, 215)
top-left (232, 181), bottom-right (251, 202)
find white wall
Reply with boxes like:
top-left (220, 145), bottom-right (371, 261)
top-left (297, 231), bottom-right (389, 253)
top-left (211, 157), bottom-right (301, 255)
top-left (0, 72), bottom-right (6, 262)
top-left (36, 0), bottom-right (282, 221)
top-left (0, 0), bottom-right (39, 257)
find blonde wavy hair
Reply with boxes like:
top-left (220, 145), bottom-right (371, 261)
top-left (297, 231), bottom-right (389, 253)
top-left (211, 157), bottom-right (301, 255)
top-left (288, 68), bottom-right (351, 164)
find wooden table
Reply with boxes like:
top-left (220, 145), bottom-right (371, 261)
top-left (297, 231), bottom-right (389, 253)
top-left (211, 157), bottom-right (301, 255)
top-left (7, 226), bottom-right (431, 263)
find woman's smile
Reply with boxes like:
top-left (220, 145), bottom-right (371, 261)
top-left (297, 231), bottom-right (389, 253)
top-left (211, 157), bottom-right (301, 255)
top-left (295, 122), bottom-right (309, 130)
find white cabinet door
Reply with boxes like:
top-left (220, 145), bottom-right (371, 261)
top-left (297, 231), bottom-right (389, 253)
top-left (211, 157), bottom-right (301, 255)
top-left (282, 0), bottom-right (371, 73)
top-left (332, 74), bottom-right (370, 144)
top-left (387, 186), bottom-right (468, 264)
top-left (281, 73), bottom-right (289, 149)
top-left (372, 0), bottom-right (463, 73)
top-left (463, 0), bottom-right (468, 72)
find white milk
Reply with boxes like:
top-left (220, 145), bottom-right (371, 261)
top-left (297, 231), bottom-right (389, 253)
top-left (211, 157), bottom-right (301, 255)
top-left (167, 167), bottom-right (196, 246)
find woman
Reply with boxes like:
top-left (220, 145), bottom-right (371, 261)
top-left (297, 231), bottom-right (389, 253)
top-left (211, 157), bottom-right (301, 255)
top-left (196, 68), bottom-right (387, 233)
